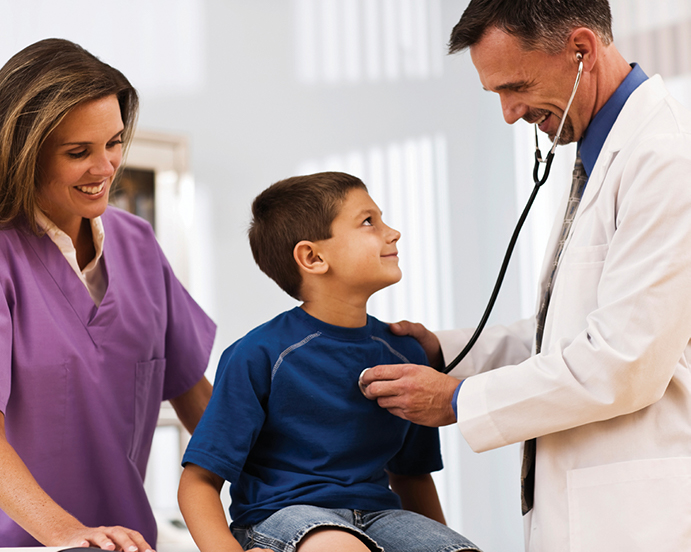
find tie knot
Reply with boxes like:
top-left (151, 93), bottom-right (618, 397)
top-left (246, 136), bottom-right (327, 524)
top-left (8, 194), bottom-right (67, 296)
top-left (574, 150), bottom-right (583, 169)
top-left (572, 152), bottom-right (587, 186)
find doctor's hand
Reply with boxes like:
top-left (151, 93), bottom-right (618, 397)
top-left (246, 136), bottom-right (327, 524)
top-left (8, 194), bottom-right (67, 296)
top-left (359, 364), bottom-right (459, 427)
top-left (389, 320), bottom-right (444, 370)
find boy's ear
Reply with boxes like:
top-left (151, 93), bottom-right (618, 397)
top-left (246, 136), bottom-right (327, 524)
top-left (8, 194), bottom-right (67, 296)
top-left (294, 240), bottom-right (328, 274)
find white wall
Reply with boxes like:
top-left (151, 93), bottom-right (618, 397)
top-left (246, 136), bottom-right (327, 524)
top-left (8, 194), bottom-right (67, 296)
top-left (2, 1), bottom-right (690, 551)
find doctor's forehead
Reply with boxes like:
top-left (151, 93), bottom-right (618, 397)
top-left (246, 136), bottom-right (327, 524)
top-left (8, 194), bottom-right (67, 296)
top-left (469, 28), bottom-right (543, 90)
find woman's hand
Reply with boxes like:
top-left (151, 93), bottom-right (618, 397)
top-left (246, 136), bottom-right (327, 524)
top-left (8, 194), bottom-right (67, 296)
top-left (61, 523), bottom-right (154, 552)
top-left (0, 415), bottom-right (154, 552)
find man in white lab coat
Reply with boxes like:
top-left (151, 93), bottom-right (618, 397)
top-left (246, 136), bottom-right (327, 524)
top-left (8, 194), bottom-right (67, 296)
top-left (360, 0), bottom-right (691, 550)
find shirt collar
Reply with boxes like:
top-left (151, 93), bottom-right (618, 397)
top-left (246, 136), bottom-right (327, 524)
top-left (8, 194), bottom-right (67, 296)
top-left (579, 63), bottom-right (648, 176)
top-left (35, 210), bottom-right (105, 273)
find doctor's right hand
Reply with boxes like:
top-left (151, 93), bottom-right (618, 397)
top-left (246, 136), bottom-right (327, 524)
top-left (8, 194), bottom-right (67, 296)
top-left (388, 320), bottom-right (443, 370)
top-left (359, 363), bottom-right (458, 427)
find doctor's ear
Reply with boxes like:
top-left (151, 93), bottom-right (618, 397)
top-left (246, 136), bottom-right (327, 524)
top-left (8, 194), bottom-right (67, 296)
top-left (294, 241), bottom-right (328, 275)
top-left (568, 27), bottom-right (597, 70)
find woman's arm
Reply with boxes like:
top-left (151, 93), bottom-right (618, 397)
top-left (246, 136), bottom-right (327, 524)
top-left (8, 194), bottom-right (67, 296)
top-left (169, 376), bottom-right (213, 434)
top-left (388, 472), bottom-right (446, 525)
top-left (178, 463), bottom-right (271, 552)
top-left (0, 413), bottom-right (154, 551)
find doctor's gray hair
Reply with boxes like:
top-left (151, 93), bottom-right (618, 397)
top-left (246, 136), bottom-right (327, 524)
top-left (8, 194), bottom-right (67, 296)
top-left (0, 38), bottom-right (139, 233)
top-left (448, 0), bottom-right (613, 55)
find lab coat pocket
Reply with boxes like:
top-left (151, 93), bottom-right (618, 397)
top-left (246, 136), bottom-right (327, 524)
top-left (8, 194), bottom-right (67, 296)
top-left (128, 358), bottom-right (166, 469)
top-left (548, 244), bottom-right (609, 344)
top-left (567, 458), bottom-right (691, 552)
top-left (562, 243), bottom-right (609, 265)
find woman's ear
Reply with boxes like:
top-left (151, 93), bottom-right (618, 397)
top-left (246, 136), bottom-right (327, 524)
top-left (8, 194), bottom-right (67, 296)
top-left (294, 240), bottom-right (328, 275)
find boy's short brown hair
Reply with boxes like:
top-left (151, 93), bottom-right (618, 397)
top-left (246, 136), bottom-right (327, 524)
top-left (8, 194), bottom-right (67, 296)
top-left (249, 171), bottom-right (367, 300)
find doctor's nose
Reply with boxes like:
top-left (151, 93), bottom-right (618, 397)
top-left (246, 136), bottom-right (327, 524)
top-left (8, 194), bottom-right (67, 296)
top-left (500, 94), bottom-right (528, 125)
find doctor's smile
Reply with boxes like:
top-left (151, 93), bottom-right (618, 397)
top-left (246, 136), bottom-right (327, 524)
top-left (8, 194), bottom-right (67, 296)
top-left (526, 109), bottom-right (557, 132)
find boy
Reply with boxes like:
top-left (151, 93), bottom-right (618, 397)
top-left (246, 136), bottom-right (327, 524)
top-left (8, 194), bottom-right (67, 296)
top-left (178, 172), bottom-right (480, 552)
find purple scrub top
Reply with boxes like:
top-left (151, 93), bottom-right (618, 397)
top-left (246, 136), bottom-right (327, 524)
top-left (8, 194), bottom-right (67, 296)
top-left (0, 207), bottom-right (216, 546)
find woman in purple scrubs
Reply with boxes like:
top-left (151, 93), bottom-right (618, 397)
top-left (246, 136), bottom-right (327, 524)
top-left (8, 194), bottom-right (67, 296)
top-left (0, 39), bottom-right (216, 551)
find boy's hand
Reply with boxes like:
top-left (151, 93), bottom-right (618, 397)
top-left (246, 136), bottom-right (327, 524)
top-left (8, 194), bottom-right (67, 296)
top-left (359, 363), bottom-right (458, 427)
top-left (388, 321), bottom-right (443, 370)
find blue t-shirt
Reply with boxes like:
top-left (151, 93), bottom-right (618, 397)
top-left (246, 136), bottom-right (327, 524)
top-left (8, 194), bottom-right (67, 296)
top-left (183, 307), bottom-right (442, 526)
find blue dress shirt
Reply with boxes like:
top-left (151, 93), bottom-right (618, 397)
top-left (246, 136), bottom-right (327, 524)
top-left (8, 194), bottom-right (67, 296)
top-left (579, 63), bottom-right (648, 176)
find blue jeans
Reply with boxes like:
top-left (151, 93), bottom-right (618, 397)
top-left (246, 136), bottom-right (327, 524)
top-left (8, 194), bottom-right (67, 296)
top-left (231, 505), bottom-right (481, 552)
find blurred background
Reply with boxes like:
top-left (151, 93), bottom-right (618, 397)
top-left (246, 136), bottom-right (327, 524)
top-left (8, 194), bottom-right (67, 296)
top-left (1, 1), bottom-right (690, 550)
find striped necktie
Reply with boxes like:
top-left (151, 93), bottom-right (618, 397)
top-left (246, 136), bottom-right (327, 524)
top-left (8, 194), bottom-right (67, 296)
top-left (521, 152), bottom-right (588, 515)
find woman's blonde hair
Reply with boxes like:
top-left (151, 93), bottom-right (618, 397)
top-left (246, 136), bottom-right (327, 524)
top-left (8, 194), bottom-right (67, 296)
top-left (0, 38), bottom-right (139, 233)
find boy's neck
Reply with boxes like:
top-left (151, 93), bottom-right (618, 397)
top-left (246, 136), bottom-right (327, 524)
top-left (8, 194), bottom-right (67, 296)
top-left (300, 295), bottom-right (369, 328)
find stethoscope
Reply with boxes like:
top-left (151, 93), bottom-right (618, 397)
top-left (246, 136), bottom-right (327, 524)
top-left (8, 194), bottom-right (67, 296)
top-left (441, 54), bottom-right (584, 374)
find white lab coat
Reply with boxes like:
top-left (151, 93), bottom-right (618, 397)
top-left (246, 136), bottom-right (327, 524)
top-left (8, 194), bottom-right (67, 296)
top-left (440, 75), bottom-right (691, 551)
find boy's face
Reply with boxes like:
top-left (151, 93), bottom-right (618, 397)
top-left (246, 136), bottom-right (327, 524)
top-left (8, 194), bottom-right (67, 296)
top-left (318, 187), bottom-right (402, 297)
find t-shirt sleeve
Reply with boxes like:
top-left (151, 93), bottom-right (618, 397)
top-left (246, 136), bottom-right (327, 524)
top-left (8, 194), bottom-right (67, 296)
top-left (386, 422), bottom-right (443, 476)
top-left (157, 244), bottom-right (217, 401)
top-left (182, 338), bottom-right (271, 483)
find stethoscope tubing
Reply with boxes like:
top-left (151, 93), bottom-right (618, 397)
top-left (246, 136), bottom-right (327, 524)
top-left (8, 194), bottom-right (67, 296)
top-left (441, 58), bottom-right (583, 374)
top-left (441, 151), bottom-right (553, 374)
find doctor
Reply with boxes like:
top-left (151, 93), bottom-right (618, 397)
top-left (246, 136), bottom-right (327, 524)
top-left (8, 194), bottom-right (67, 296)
top-left (361, 0), bottom-right (691, 550)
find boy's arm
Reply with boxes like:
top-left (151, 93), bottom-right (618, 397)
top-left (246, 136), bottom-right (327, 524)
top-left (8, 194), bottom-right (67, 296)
top-left (387, 472), bottom-right (447, 525)
top-left (178, 463), bottom-right (271, 552)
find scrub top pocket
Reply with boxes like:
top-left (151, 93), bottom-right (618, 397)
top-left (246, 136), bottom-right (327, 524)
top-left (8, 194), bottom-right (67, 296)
top-left (129, 358), bottom-right (166, 470)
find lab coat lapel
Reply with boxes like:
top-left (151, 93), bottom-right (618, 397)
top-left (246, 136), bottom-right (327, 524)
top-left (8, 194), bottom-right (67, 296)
top-left (577, 76), bottom-right (668, 215)
top-left (535, 76), bottom-right (670, 352)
